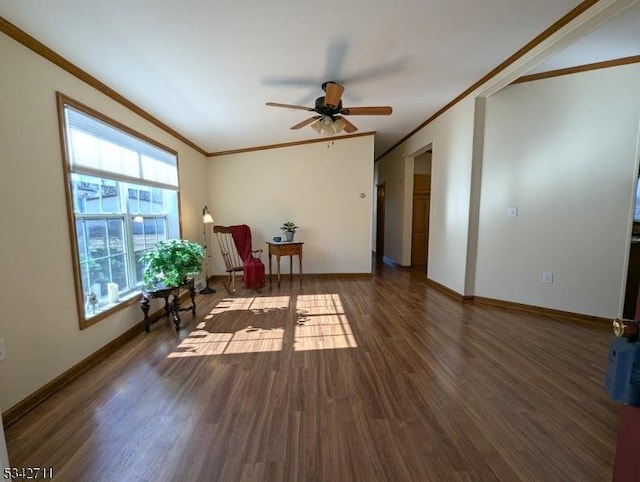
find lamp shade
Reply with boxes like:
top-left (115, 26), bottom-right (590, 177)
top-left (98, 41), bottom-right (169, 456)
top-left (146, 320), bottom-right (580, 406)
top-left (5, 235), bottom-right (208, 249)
top-left (333, 117), bottom-right (347, 133)
top-left (310, 119), bottom-right (323, 134)
top-left (202, 206), bottom-right (214, 224)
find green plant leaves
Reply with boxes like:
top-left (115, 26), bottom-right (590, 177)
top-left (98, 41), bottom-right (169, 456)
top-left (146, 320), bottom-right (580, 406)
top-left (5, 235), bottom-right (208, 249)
top-left (140, 239), bottom-right (204, 288)
top-left (280, 221), bottom-right (299, 232)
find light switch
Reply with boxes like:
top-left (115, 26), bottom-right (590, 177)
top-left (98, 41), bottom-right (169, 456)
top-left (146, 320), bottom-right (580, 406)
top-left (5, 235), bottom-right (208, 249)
top-left (507, 207), bottom-right (518, 218)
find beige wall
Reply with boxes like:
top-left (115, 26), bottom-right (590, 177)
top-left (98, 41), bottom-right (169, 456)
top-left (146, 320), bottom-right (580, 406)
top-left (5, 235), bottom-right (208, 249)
top-left (477, 64), bottom-right (640, 317)
top-left (0, 32), bottom-right (209, 411)
top-left (376, 62), bottom-right (640, 318)
top-left (376, 95), bottom-right (477, 294)
top-left (207, 135), bottom-right (375, 275)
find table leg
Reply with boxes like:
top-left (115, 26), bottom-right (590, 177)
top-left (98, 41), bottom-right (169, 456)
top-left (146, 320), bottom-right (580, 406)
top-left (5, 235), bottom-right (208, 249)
top-left (289, 255), bottom-right (293, 279)
top-left (189, 285), bottom-right (196, 316)
top-left (141, 296), bottom-right (151, 332)
top-left (276, 254), bottom-right (281, 288)
top-left (171, 291), bottom-right (181, 331)
top-left (299, 252), bottom-right (303, 286)
top-left (268, 253), bottom-right (273, 285)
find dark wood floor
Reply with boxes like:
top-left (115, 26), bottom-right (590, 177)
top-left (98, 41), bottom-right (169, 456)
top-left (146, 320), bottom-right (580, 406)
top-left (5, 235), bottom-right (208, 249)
top-left (6, 261), bottom-right (620, 481)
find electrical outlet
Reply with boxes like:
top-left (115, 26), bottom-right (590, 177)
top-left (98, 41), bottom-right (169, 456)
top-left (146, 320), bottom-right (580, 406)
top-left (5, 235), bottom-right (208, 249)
top-left (0, 337), bottom-right (6, 362)
top-left (542, 272), bottom-right (553, 284)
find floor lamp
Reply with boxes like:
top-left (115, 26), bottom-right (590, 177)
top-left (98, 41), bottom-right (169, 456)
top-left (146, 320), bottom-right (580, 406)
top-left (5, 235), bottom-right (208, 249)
top-left (200, 206), bottom-right (216, 294)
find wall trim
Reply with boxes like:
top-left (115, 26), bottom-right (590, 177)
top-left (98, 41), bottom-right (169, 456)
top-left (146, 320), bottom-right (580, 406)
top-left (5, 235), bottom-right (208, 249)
top-left (376, 0), bottom-right (600, 161)
top-left (211, 273), bottom-right (373, 282)
top-left (425, 281), bottom-right (612, 330)
top-left (511, 55), bottom-right (640, 84)
top-left (207, 131), bottom-right (375, 157)
top-left (426, 278), bottom-right (474, 302)
top-left (1, 299), bottom-right (182, 428)
top-left (0, 16), bottom-right (207, 156)
top-left (473, 296), bottom-right (612, 330)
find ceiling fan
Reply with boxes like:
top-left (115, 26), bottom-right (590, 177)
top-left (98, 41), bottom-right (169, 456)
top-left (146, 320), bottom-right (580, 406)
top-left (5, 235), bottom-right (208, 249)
top-left (265, 81), bottom-right (392, 136)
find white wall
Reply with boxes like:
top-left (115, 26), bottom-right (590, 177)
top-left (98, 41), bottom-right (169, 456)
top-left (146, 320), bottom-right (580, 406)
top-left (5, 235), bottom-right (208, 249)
top-left (207, 136), bottom-right (375, 275)
top-left (375, 62), bottom-right (640, 318)
top-left (477, 64), bottom-right (640, 317)
top-left (376, 96), bottom-right (477, 293)
top-left (0, 32), bottom-right (209, 411)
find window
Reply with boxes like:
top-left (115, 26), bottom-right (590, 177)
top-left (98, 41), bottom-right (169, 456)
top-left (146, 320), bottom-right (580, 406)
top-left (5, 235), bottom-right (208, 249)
top-left (57, 93), bottom-right (180, 328)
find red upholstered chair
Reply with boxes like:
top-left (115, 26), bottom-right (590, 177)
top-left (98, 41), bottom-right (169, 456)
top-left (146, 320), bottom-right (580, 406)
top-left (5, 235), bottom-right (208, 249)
top-left (213, 225), bottom-right (265, 294)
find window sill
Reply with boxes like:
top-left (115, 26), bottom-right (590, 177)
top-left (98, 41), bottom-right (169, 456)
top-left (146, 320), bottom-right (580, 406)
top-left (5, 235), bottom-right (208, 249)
top-left (81, 291), bottom-right (142, 329)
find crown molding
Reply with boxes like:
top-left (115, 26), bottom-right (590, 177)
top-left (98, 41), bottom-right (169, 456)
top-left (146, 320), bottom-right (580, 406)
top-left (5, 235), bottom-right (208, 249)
top-left (207, 131), bottom-right (375, 157)
top-left (376, 0), bottom-right (636, 161)
top-left (511, 55), bottom-right (640, 84)
top-left (0, 16), bottom-right (208, 156)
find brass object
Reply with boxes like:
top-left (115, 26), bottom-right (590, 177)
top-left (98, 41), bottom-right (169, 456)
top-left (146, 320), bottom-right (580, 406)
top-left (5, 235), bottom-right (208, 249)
top-left (612, 318), bottom-right (640, 339)
top-left (613, 318), bottom-right (625, 337)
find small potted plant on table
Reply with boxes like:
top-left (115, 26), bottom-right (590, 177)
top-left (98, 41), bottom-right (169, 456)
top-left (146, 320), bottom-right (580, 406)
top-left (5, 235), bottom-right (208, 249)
top-left (281, 221), bottom-right (299, 242)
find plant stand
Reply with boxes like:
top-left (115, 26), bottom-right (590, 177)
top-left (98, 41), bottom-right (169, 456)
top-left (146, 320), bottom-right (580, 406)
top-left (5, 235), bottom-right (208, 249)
top-left (141, 279), bottom-right (196, 332)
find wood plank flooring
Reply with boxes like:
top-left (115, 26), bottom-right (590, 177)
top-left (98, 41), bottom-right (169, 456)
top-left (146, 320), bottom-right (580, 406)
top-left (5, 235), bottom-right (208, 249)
top-left (5, 262), bottom-right (620, 481)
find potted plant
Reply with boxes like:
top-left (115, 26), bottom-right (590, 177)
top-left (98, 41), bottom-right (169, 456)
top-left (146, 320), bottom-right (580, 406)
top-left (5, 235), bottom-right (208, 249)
top-left (281, 221), bottom-right (299, 242)
top-left (140, 239), bottom-right (205, 289)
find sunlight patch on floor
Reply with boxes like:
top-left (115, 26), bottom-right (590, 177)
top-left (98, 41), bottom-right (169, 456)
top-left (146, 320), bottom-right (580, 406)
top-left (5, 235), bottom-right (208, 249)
top-left (294, 294), bottom-right (357, 351)
top-left (294, 314), bottom-right (357, 351)
top-left (168, 327), bottom-right (284, 357)
top-left (205, 296), bottom-right (290, 319)
top-left (168, 294), bottom-right (356, 357)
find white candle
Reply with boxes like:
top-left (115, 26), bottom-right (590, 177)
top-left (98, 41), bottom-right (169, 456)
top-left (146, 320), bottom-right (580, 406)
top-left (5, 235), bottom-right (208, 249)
top-left (107, 282), bottom-right (119, 304)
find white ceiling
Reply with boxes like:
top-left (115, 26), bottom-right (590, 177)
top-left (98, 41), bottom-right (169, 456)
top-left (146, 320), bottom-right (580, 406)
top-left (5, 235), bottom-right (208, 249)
top-left (1, 0), bottom-right (639, 158)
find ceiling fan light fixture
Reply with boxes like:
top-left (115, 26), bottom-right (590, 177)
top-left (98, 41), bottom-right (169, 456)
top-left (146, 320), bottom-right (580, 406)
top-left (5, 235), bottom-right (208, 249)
top-left (309, 116), bottom-right (347, 136)
top-left (310, 119), bottom-right (323, 134)
top-left (310, 116), bottom-right (334, 136)
top-left (267, 81), bottom-right (392, 137)
top-left (333, 117), bottom-right (347, 134)
top-left (322, 116), bottom-right (335, 136)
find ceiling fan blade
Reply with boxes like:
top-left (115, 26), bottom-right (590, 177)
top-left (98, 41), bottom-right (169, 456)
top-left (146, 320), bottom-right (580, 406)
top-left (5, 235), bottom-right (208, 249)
top-left (340, 106), bottom-right (393, 115)
top-left (262, 77), bottom-right (318, 87)
top-left (290, 117), bottom-right (320, 130)
top-left (323, 82), bottom-right (344, 108)
top-left (266, 102), bottom-right (314, 111)
top-left (336, 115), bottom-right (358, 133)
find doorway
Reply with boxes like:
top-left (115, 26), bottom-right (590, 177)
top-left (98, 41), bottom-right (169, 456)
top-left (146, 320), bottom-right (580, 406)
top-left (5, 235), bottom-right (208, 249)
top-left (411, 174), bottom-right (431, 266)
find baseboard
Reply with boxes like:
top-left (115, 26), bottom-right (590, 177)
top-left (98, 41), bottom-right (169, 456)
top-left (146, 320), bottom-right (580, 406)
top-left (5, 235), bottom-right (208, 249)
top-left (425, 279), bottom-right (610, 330)
top-left (212, 273), bottom-right (372, 281)
top-left (473, 296), bottom-right (612, 331)
top-left (2, 297), bottom-right (180, 428)
top-left (426, 278), bottom-right (474, 302)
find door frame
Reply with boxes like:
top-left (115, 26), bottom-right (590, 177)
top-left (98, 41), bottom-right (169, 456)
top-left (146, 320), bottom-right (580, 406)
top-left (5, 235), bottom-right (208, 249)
top-left (376, 183), bottom-right (385, 258)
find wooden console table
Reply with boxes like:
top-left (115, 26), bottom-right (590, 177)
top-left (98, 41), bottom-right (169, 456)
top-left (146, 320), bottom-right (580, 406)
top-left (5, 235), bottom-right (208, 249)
top-left (141, 278), bottom-right (196, 332)
top-left (266, 241), bottom-right (304, 288)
